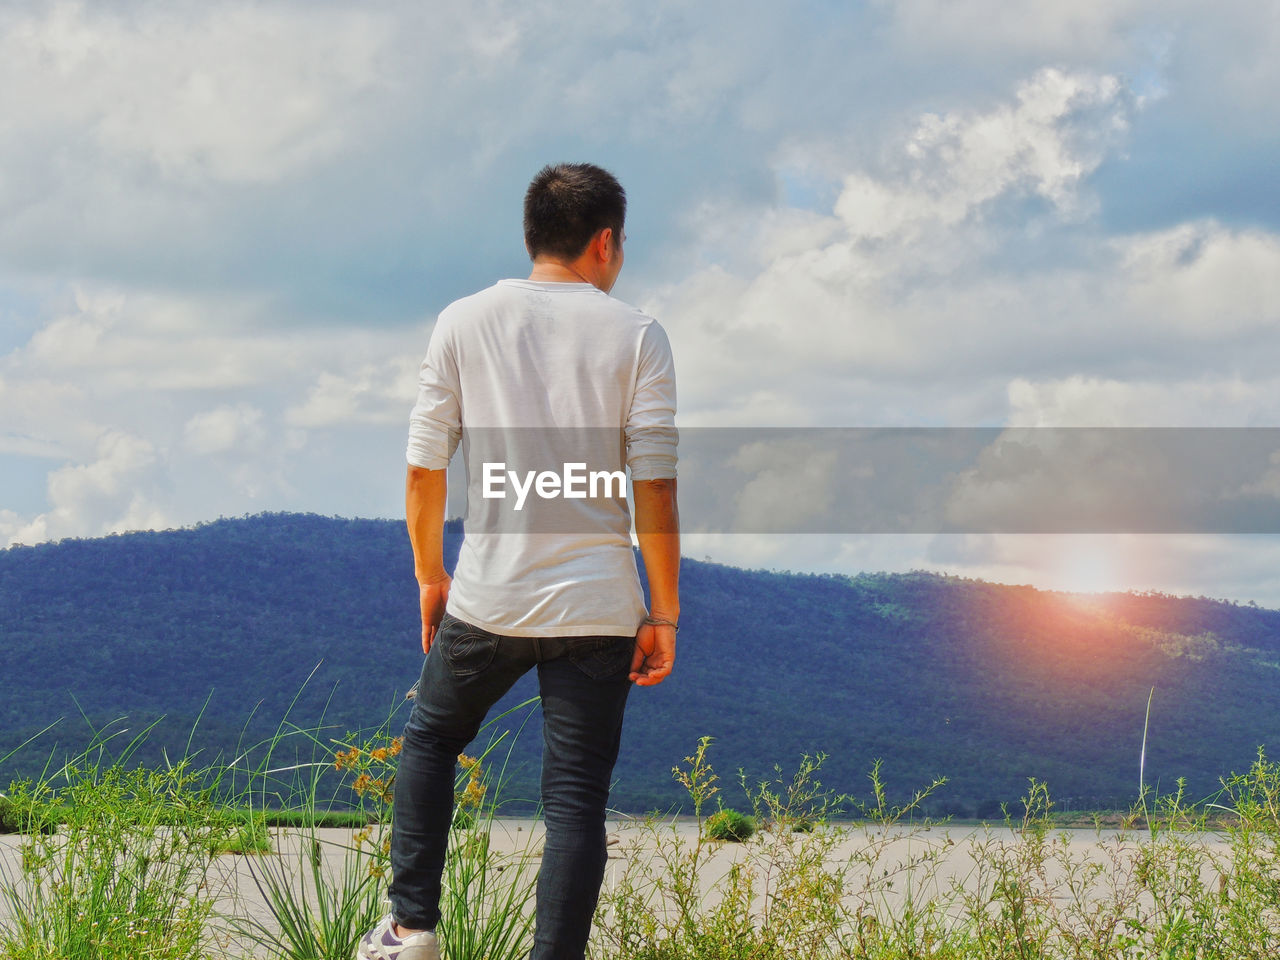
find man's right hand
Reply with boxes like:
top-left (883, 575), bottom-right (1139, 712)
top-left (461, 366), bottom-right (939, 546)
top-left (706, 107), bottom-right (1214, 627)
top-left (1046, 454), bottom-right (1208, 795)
top-left (407, 465), bottom-right (451, 655)
top-left (419, 573), bottom-right (452, 654)
top-left (630, 621), bottom-right (675, 686)
top-left (632, 477), bottom-right (679, 686)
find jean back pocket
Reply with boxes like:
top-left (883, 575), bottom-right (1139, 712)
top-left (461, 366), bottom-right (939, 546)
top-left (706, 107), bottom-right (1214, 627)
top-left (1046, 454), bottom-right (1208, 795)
top-left (567, 635), bottom-right (633, 681)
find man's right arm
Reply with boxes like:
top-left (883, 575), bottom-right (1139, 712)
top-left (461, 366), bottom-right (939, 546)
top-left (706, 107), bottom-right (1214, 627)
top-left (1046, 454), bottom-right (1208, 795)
top-left (631, 477), bottom-right (679, 686)
top-left (406, 312), bottom-right (460, 654)
top-left (406, 464), bottom-right (451, 654)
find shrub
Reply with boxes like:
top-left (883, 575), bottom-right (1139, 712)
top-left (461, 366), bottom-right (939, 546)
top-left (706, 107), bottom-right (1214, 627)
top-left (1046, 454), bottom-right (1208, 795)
top-left (704, 807), bottom-right (755, 842)
top-left (0, 794), bottom-right (58, 835)
top-left (0, 760), bottom-right (229, 959)
top-left (211, 812), bottom-right (273, 855)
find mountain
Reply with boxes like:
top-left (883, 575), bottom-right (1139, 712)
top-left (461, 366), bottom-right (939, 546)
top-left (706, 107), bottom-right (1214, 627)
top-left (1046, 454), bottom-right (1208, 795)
top-left (3, 513), bottom-right (1279, 816)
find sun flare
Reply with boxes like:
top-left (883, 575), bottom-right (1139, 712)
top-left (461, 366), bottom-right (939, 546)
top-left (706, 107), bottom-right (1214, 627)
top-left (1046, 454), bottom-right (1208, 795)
top-left (1048, 538), bottom-right (1120, 596)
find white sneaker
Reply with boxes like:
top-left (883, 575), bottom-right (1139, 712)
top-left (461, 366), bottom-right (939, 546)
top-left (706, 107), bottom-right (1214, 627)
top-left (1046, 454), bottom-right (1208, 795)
top-left (356, 915), bottom-right (441, 960)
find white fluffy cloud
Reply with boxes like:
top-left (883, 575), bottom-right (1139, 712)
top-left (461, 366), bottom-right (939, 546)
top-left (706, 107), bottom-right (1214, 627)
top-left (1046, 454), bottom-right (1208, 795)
top-left (285, 358), bottom-right (420, 429)
top-left (9, 429), bottom-right (162, 544)
top-left (0, 2), bottom-right (386, 186)
top-left (0, 281), bottom-right (428, 545)
top-left (1119, 224), bottom-right (1280, 341)
top-left (654, 67), bottom-right (1280, 431)
top-left (183, 403), bottom-right (266, 456)
top-left (1006, 375), bottom-right (1280, 428)
top-left (728, 440), bottom-right (842, 533)
top-left (837, 69), bottom-right (1128, 237)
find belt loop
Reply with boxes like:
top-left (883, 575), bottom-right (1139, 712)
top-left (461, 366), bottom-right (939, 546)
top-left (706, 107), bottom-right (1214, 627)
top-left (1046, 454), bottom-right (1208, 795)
top-left (532, 636), bottom-right (543, 663)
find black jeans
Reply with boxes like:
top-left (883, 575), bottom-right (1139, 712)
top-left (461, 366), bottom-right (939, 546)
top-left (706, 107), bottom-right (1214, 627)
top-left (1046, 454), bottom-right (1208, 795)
top-left (388, 613), bottom-right (634, 960)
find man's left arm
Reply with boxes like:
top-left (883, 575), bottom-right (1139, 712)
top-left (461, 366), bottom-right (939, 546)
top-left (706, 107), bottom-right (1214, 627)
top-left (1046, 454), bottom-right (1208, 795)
top-left (625, 320), bottom-right (679, 684)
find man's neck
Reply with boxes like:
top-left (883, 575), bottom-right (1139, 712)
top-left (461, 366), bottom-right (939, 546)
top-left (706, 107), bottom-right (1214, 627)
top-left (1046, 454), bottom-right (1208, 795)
top-left (528, 257), bottom-right (602, 290)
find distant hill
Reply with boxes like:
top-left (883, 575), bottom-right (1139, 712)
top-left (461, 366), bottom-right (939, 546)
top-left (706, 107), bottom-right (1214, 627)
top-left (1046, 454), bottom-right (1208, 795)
top-left (3, 513), bottom-right (1280, 816)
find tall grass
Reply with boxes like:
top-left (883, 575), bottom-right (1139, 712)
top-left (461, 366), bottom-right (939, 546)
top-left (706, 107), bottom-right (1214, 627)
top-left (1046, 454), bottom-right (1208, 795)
top-left (595, 743), bottom-right (1280, 959)
top-left (229, 694), bottom-right (543, 960)
top-left (0, 719), bottom-right (240, 959)
top-left (3, 713), bottom-right (1280, 958)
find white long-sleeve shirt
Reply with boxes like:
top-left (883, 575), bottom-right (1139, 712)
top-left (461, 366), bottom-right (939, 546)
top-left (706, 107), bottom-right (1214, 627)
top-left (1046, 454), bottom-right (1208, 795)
top-left (406, 279), bottom-right (677, 637)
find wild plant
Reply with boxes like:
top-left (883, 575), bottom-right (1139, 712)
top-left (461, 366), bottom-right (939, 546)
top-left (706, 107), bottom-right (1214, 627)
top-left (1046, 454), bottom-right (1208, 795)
top-left (6, 710), bottom-right (1280, 959)
top-left (839, 759), bottom-right (953, 957)
top-left (0, 729), bottom-right (234, 960)
top-left (234, 695), bottom-right (542, 960)
top-left (232, 724), bottom-right (395, 960)
top-left (592, 740), bottom-right (952, 960)
top-left (1199, 748), bottom-right (1280, 957)
top-left (950, 779), bottom-right (1061, 959)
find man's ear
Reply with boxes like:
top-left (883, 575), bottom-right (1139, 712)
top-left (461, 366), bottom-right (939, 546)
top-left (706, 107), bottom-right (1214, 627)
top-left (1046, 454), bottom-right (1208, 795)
top-left (596, 227), bottom-right (616, 263)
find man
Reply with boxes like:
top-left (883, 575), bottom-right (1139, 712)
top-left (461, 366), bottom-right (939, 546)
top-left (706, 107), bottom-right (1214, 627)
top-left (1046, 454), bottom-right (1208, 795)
top-left (358, 163), bottom-right (680, 960)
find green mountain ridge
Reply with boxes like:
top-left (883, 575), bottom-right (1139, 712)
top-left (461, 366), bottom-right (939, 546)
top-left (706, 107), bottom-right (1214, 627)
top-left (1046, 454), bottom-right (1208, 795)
top-left (3, 513), bottom-right (1279, 816)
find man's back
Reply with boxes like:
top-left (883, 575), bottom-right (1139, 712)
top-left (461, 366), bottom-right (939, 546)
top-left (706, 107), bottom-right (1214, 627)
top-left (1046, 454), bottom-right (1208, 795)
top-left (433, 279), bottom-right (664, 427)
top-left (407, 277), bottom-right (676, 637)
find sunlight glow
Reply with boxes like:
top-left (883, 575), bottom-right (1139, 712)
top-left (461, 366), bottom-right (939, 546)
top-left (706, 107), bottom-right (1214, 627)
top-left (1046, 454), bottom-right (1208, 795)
top-left (1046, 537), bottom-right (1121, 595)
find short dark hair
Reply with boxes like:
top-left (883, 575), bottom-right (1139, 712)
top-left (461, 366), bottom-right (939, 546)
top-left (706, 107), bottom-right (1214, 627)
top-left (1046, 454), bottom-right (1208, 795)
top-left (523, 163), bottom-right (626, 260)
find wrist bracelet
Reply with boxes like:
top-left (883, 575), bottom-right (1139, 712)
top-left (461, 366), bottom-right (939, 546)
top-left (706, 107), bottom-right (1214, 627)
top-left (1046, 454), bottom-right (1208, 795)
top-left (644, 616), bottom-right (679, 631)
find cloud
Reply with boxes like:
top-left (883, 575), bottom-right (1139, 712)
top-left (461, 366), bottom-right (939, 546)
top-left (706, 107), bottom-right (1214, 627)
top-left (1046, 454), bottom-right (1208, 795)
top-left (652, 67), bottom-right (1280, 431)
top-left (1118, 224), bottom-right (1280, 340)
top-left (8, 429), bottom-right (164, 544)
top-left (8, 285), bottom-right (296, 392)
top-left (0, 1), bottom-right (387, 186)
top-left (728, 440), bottom-right (841, 533)
top-left (0, 509), bottom-right (22, 543)
top-left (874, 0), bottom-right (1148, 59)
top-left (0, 434), bottom-right (65, 458)
top-left (285, 358), bottom-right (419, 429)
top-left (0, 1), bottom-right (881, 314)
top-left (837, 69), bottom-right (1128, 238)
top-left (3, 282), bottom-right (422, 406)
top-left (651, 68), bottom-right (1138, 418)
top-left (183, 403), bottom-right (266, 456)
top-left (180, 402), bottom-right (303, 500)
top-left (1235, 450), bottom-right (1280, 501)
top-left (1007, 376), bottom-right (1280, 427)
top-left (0, 280), bottom-right (428, 541)
top-left (940, 430), bottom-right (1181, 533)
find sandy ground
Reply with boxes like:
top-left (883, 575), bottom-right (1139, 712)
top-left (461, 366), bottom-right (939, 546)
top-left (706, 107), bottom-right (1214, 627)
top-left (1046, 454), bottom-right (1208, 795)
top-left (0, 818), bottom-right (1237, 958)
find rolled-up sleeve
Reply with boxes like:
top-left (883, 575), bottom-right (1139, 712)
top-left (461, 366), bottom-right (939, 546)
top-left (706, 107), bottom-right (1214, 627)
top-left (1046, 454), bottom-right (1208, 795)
top-left (626, 320), bottom-right (678, 481)
top-left (406, 314), bottom-right (462, 469)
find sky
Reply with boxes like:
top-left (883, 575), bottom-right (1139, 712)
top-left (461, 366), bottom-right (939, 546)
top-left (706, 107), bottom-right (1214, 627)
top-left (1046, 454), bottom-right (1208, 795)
top-left (2, 0), bottom-right (1280, 603)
